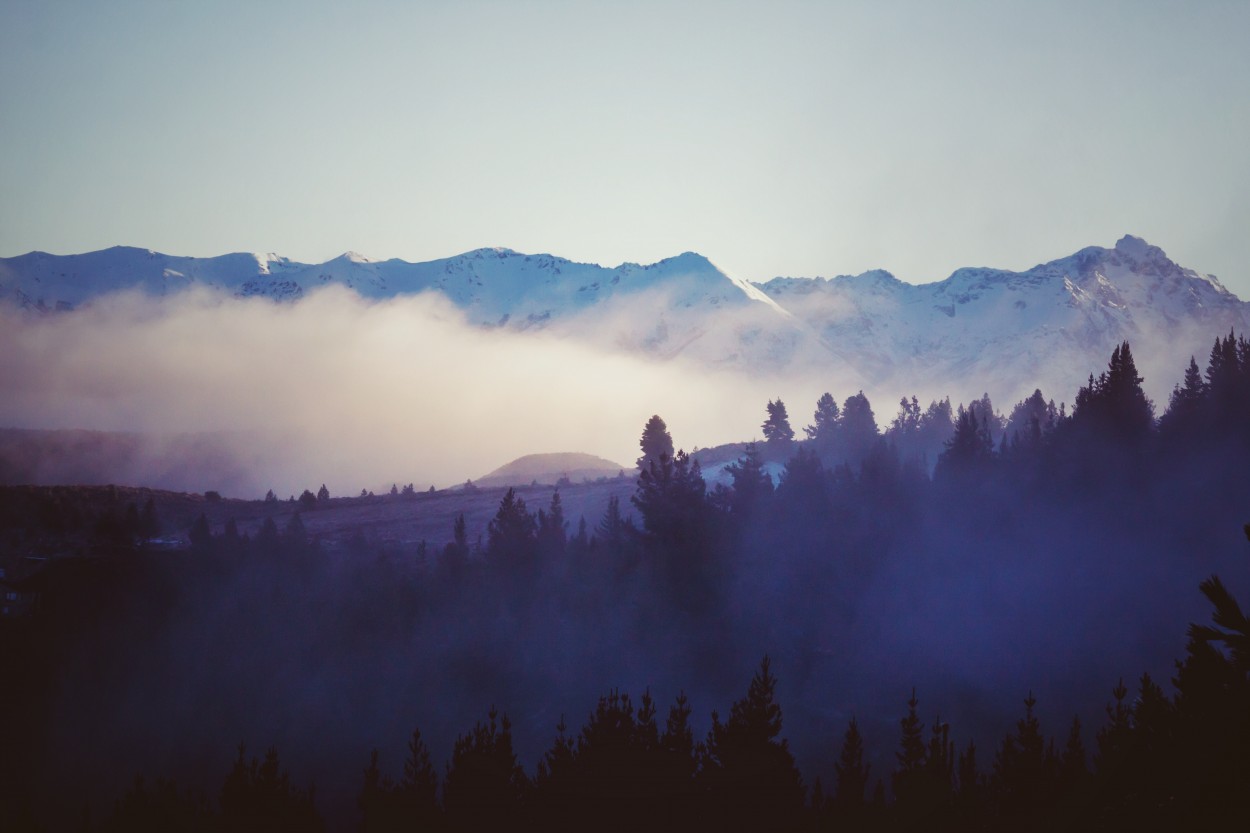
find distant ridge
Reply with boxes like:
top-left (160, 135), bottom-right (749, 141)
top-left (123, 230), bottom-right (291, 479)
top-left (2, 236), bottom-right (1246, 404)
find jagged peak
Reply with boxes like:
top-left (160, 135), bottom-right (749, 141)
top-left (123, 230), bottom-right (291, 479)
top-left (456, 246), bottom-right (523, 259)
top-left (760, 268), bottom-right (899, 288)
top-left (823, 269), bottom-right (904, 290)
top-left (651, 251), bottom-right (717, 270)
top-left (1113, 234), bottom-right (1166, 262)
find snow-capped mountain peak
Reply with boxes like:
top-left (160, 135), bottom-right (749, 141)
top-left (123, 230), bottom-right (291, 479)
top-left (1, 236), bottom-right (1244, 404)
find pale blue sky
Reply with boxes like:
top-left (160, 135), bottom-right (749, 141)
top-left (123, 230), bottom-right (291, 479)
top-left (3, 0), bottom-right (1248, 294)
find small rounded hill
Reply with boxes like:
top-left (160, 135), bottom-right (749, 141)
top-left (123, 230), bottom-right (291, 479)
top-left (475, 452), bottom-right (627, 488)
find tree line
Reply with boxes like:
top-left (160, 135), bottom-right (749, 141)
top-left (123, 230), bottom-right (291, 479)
top-left (63, 554), bottom-right (1250, 832)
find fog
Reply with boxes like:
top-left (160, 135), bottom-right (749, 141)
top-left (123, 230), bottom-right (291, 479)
top-left (1, 283), bottom-right (1221, 499)
top-left (6, 311), bottom-right (1249, 830)
top-left (0, 287), bottom-right (864, 497)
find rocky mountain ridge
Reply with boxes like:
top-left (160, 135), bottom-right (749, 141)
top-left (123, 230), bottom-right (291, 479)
top-left (2, 236), bottom-right (1245, 405)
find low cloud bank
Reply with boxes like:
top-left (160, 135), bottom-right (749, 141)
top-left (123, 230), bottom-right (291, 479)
top-left (0, 287), bottom-right (856, 496)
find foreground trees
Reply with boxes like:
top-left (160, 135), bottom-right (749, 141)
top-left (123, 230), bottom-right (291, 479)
top-left (91, 556), bottom-right (1250, 833)
top-left (9, 334), bottom-right (1250, 832)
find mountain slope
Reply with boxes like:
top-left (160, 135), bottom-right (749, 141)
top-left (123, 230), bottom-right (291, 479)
top-left (2, 236), bottom-right (1245, 405)
top-left (758, 235), bottom-right (1249, 403)
top-left (0, 244), bottom-right (839, 374)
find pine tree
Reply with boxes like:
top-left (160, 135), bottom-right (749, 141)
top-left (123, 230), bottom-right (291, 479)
top-left (1072, 341), bottom-right (1154, 439)
top-left (956, 740), bottom-right (980, 806)
top-left (298, 489), bottom-right (317, 510)
top-left (805, 392), bottom-right (840, 447)
top-left (632, 450), bottom-right (708, 545)
top-left (536, 489), bottom-right (567, 559)
top-left (934, 403), bottom-right (994, 481)
top-left (534, 716), bottom-right (578, 827)
top-left (1205, 330), bottom-right (1240, 395)
top-left (1172, 533), bottom-right (1250, 820)
top-left (632, 449), bottom-right (718, 609)
top-left (399, 727), bottom-right (439, 826)
top-left (1059, 715), bottom-right (1088, 790)
top-left (840, 391), bottom-right (879, 463)
top-left (316, 484), bottom-right (329, 502)
top-left (1005, 388), bottom-right (1055, 450)
top-left (762, 399), bottom-right (795, 447)
top-left (636, 415), bottom-right (674, 474)
top-left (486, 488), bottom-right (537, 567)
top-left (661, 691), bottom-right (697, 782)
top-left (892, 688), bottom-right (927, 807)
top-left (833, 716), bottom-right (870, 811)
top-left (924, 716), bottom-right (954, 807)
top-left (219, 745), bottom-right (322, 832)
top-left (1189, 574), bottom-right (1250, 674)
top-left (443, 708), bottom-right (528, 831)
top-left (993, 692), bottom-right (1046, 813)
top-left (357, 749), bottom-right (395, 833)
top-left (700, 656), bottom-right (804, 830)
top-left (596, 495), bottom-right (633, 563)
top-left (1094, 678), bottom-right (1132, 795)
top-left (722, 443), bottom-right (774, 520)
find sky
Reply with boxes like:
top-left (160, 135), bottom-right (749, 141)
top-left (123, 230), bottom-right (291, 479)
top-left (2, 0), bottom-right (1249, 296)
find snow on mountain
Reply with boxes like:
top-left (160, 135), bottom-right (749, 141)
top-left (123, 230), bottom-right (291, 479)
top-left (757, 235), bottom-right (1250, 405)
top-left (0, 243), bottom-right (840, 375)
top-left (1, 235), bottom-right (1244, 406)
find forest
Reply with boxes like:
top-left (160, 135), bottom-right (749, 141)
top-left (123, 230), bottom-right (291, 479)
top-left (2, 332), bottom-right (1249, 831)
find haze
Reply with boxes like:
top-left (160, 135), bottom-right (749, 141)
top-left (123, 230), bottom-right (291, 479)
top-left (0, 287), bottom-right (858, 496)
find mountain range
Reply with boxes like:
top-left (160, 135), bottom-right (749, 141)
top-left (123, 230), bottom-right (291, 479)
top-left (3, 235), bottom-right (1246, 407)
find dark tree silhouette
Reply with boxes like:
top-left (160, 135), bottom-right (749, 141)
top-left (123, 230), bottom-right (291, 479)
top-left (596, 494), bottom-right (634, 564)
top-left (833, 716), bottom-right (870, 814)
top-left (892, 688), bottom-right (928, 808)
top-left (1072, 341), bottom-right (1154, 439)
top-left (700, 656), bottom-right (805, 831)
top-left (102, 775), bottom-right (212, 833)
top-left (992, 692), bottom-right (1047, 815)
top-left (1004, 388), bottom-right (1058, 450)
top-left (442, 708), bottom-right (528, 833)
top-left (219, 745), bottom-right (323, 833)
top-left (839, 391), bottom-right (879, 464)
top-left (804, 392), bottom-right (840, 450)
top-left (720, 443), bottom-right (773, 521)
top-left (535, 489), bottom-right (567, 559)
top-left (636, 414), bottom-right (674, 474)
top-left (761, 399), bottom-right (795, 447)
top-left (486, 488), bottom-right (537, 569)
top-left (631, 449), bottom-right (717, 607)
top-left (934, 402), bottom-right (994, 481)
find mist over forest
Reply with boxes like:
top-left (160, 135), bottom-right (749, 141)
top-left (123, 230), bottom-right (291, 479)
top-left (1, 278), bottom-right (1232, 499)
top-left (3, 333), bottom-right (1250, 831)
top-left (0, 286), bottom-right (842, 497)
